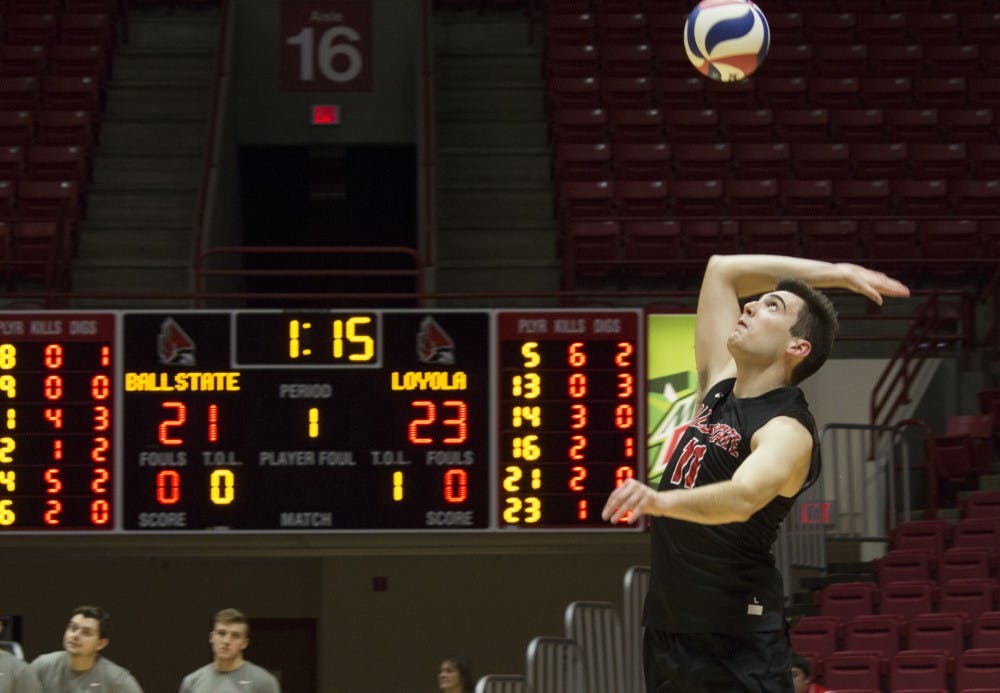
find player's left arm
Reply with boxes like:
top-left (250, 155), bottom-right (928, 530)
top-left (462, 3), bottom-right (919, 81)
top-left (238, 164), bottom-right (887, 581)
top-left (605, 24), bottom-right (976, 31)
top-left (603, 417), bottom-right (812, 524)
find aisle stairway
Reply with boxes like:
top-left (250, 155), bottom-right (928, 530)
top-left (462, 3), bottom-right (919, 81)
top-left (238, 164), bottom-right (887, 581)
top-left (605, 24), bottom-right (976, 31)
top-left (70, 3), bottom-right (219, 307)
top-left (432, 7), bottom-right (560, 304)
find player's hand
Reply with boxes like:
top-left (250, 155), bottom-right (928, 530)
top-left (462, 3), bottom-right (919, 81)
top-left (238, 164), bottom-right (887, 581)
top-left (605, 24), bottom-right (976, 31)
top-left (602, 478), bottom-right (657, 524)
top-left (836, 263), bottom-right (910, 306)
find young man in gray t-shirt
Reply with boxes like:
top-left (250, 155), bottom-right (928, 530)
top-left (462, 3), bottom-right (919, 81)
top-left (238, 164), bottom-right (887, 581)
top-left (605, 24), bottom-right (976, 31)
top-left (178, 609), bottom-right (280, 693)
top-left (30, 606), bottom-right (142, 693)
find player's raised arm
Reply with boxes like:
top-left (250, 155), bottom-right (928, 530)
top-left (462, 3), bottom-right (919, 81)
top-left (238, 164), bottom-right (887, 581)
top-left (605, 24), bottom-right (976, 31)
top-left (694, 255), bottom-right (910, 392)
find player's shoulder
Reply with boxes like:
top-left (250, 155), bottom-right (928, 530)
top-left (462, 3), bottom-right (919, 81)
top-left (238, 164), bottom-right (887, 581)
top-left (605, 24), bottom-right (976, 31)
top-left (28, 651), bottom-right (61, 669)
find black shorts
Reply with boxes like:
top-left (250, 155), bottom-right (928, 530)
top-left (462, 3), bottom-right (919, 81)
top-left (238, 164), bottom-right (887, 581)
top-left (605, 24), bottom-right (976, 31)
top-left (643, 627), bottom-right (794, 693)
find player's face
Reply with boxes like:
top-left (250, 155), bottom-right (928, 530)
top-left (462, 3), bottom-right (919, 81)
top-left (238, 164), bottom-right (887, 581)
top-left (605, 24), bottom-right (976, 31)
top-left (209, 621), bottom-right (249, 664)
top-left (729, 290), bottom-right (807, 363)
top-left (438, 660), bottom-right (461, 691)
top-left (63, 615), bottom-right (107, 659)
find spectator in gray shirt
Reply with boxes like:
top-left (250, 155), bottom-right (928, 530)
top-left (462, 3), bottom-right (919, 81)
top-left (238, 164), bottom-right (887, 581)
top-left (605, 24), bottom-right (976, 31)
top-left (30, 606), bottom-right (142, 693)
top-left (178, 608), bottom-right (280, 693)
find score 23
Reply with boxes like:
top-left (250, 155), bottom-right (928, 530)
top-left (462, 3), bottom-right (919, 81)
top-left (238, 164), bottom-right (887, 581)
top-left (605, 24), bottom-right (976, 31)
top-left (281, 1), bottom-right (373, 91)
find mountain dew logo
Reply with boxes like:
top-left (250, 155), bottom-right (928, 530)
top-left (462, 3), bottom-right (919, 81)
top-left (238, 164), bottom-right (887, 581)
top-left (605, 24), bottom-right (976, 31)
top-left (646, 314), bottom-right (698, 488)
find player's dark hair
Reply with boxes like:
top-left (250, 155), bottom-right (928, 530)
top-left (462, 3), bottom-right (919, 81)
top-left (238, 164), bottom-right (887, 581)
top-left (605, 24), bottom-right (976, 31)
top-left (776, 277), bottom-right (838, 385)
top-left (72, 605), bottom-right (111, 639)
top-left (213, 608), bottom-right (249, 636)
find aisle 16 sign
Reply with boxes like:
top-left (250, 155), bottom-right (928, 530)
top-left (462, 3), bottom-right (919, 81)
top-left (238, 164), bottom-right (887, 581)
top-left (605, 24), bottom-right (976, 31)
top-left (281, 1), bottom-right (373, 91)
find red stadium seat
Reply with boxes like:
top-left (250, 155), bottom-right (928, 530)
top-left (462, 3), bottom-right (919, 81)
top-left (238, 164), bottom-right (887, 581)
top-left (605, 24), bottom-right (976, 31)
top-left (740, 220), bottom-right (799, 257)
top-left (621, 220), bottom-right (683, 279)
top-left (669, 179), bottom-right (723, 217)
top-left (915, 78), bottom-right (968, 109)
top-left (599, 42), bottom-right (654, 78)
top-left (702, 78), bottom-right (756, 110)
top-left (4, 13), bottom-right (60, 46)
top-left (0, 146), bottom-right (25, 181)
top-left (892, 179), bottom-right (948, 216)
top-left (938, 579), bottom-right (997, 621)
top-left (546, 76), bottom-right (601, 111)
top-left (865, 220), bottom-right (920, 274)
top-left (659, 108), bottom-right (716, 142)
top-left (779, 178), bottom-right (834, 216)
top-left (680, 219), bottom-right (738, 261)
top-left (951, 518), bottom-right (1000, 551)
top-left (860, 77), bottom-right (914, 110)
top-left (758, 44), bottom-right (812, 79)
top-left (0, 45), bottom-right (48, 79)
top-left (596, 12), bottom-right (649, 45)
top-left (544, 43), bottom-right (600, 78)
top-left (878, 580), bottom-right (936, 622)
top-left (48, 44), bottom-right (110, 83)
top-left (803, 12), bottom-right (858, 44)
top-left (961, 491), bottom-right (1000, 520)
top-left (755, 76), bottom-right (809, 109)
top-left (950, 180), bottom-right (1000, 216)
top-left (543, 12), bottom-right (598, 45)
top-left (611, 142), bottom-right (670, 180)
top-left (821, 651), bottom-right (880, 692)
top-left (844, 615), bottom-right (903, 661)
top-left (917, 220), bottom-right (981, 267)
top-left (731, 142), bottom-right (791, 179)
top-left (556, 179), bottom-right (614, 222)
top-left (561, 220), bottom-right (621, 288)
top-left (0, 77), bottom-right (40, 112)
top-left (946, 414), bottom-right (994, 474)
top-left (34, 110), bottom-right (94, 150)
top-left (793, 143), bottom-right (850, 180)
top-left (717, 108), bottom-right (774, 142)
top-left (907, 611), bottom-right (968, 658)
top-left (813, 45), bottom-right (868, 79)
top-left (955, 648), bottom-right (1000, 692)
top-left (24, 145), bottom-right (89, 188)
top-left (856, 12), bottom-right (908, 45)
top-left (869, 44), bottom-right (925, 77)
top-left (884, 108), bottom-right (940, 142)
top-left (908, 142), bottom-right (968, 178)
top-left (971, 612), bottom-right (1000, 649)
top-left (923, 44), bottom-right (980, 77)
top-left (549, 107), bottom-right (609, 143)
top-left (649, 40), bottom-right (690, 78)
top-left (0, 111), bottom-right (34, 147)
top-left (613, 178), bottom-right (669, 218)
top-left (59, 13), bottom-right (116, 53)
top-left (766, 11), bottom-right (806, 45)
top-left (959, 11), bottom-right (1000, 44)
top-left (850, 143), bottom-right (908, 179)
top-left (650, 76), bottom-right (704, 109)
top-left (818, 582), bottom-right (877, 625)
top-left (891, 519), bottom-right (949, 555)
top-left (938, 109), bottom-right (996, 143)
top-left (789, 615), bottom-right (840, 661)
top-left (40, 76), bottom-right (102, 115)
top-left (775, 109), bottom-right (831, 142)
top-left (609, 107), bottom-right (664, 143)
top-left (888, 650), bottom-right (948, 693)
top-left (723, 178), bottom-right (777, 216)
top-left (553, 141), bottom-right (613, 181)
top-left (873, 549), bottom-right (933, 587)
top-left (936, 548), bottom-right (993, 583)
top-left (830, 109), bottom-right (884, 142)
top-left (600, 76), bottom-right (653, 109)
top-left (799, 219), bottom-right (860, 262)
top-left (968, 77), bottom-right (1000, 108)
top-left (907, 11), bottom-right (961, 45)
top-left (671, 142), bottom-right (731, 179)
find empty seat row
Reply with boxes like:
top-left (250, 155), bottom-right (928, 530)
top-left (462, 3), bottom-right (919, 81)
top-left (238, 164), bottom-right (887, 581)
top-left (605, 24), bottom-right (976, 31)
top-left (801, 647), bottom-right (1000, 693)
top-left (558, 218), bottom-right (1000, 289)
top-left (547, 73), bottom-right (1000, 111)
top-left (0, 12), bottom-right (116, 51)
top-left (0, 109), bottom-right (94, 148)
top-left (891, 517), bottom-right (1000, 559)
top-left (556, 177), bottom-right (1000, 219)
top-left (816, 579), bottom-right (1000, 625)
top-left (549, 107), bottom-right (1000, 144)
top-left (793, 611), bottom-right (1000, 660)
top-left (875, 548), bottom-right (1000, 586)
top-left (554, 141), bottom-right (1000, 181)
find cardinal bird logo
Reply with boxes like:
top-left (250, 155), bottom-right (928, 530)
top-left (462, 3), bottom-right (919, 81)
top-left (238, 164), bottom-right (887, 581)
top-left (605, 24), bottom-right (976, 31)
top-left (157, 317), bottom-right (196, 365)
top-left (416, 316), bottom-right (455, 365)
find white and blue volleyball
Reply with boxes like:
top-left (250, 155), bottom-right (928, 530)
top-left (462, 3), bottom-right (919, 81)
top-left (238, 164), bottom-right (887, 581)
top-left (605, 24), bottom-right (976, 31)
top-left (683, 0), bottom-right (769, 82)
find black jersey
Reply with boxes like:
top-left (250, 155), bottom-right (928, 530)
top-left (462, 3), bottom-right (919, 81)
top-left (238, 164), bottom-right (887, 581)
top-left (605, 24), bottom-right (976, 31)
top-left (643, 377), bottom-right (820, 634)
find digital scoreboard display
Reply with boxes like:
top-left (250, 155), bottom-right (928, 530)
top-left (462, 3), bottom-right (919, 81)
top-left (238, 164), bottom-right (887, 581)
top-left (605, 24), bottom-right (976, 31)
top-left (497, 312), bottom-right (641, 529)
top-left (0, 313), bottom-right (115, 531)
top-left (0, 309), bottom-right (646, 532)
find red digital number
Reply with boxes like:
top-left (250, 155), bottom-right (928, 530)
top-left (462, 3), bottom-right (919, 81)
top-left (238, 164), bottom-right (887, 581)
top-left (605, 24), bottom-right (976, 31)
top-left (408, 401), bottom-right (434, 444)
top-left (91, 437), bottom-right (109, 463)
top-left (90, 499), bottom-right (110, 525)
top-left (100, 345), bottom-right (111, 367)
top-left (90, 374), bottom-right (110, 400)
top-left (441, 400), bottom-right (467, 444)
top-left (443, 468), bottom-right (468, 504)
top-left (44, 468), bottom-right (62, 493)
top-left (568, 341), bottom-right (586, 367)
top-left (43, 344), bottom-right (63, 369)
top-left (578, 499), bottom-right (588, 521)
top-left (615, 403), bottom-right (634, 429)
top-left (207, 404), bottom-right (219, 443)
top-left (569, 434), bottom-right (587, 461)
top-left (615, 341), bottom-right (634, 367)
top-left (44, 499), bottom-right (61, 525)
top-left (43, 374), bottom-right (63, 400)
top-left (52, 439), bottom-right (63, 460)
top-left (570, 403), bottom-right (587, 429)
top-left (617, 372), bottom-right (634, 398)
top-left (158, 401), bottom-right (187, 446)
top-left (44, 407), bottom-right (63, 429)
top-left (156, 470), bottom-right (181, 505)
top-left (568, 373), bottom-right (588, 398)
top-left (408, 400), bottom-right (469, 445)
top-left (615, 465), bottom-right (635, 487)
top-left (569, 465), bottom-right (587, 491)
top-left (91, 468), bottom-right (109, 494)
top-left (92, 406), bottom-right (110, 432)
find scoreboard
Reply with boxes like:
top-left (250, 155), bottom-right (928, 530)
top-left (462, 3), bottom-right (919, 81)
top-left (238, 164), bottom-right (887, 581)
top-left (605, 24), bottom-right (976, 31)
top-left (0, 309), bottom-right (645, 533)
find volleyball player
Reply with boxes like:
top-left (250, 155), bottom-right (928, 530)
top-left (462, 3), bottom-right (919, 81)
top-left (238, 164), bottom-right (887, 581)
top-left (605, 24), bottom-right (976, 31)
top-left (603, 255), bottom-right (909, 691)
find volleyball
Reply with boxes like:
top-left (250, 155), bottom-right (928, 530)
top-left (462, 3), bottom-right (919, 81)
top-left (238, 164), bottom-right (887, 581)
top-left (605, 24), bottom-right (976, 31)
top-left (683, 0), bottom-right (770, 82)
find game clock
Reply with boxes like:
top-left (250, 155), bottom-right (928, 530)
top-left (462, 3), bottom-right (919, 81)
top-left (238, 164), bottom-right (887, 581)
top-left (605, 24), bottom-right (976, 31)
top-left (0, 309), bottom-right (645, 533)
